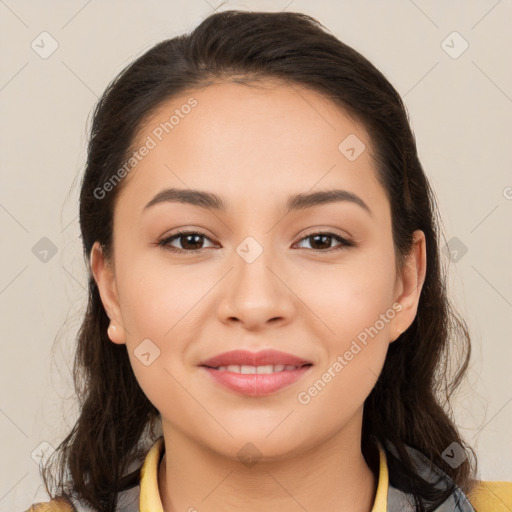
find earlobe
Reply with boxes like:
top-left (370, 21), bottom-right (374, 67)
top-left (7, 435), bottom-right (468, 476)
top-left (107, 323), bottom-right (125, 345)
top-left (390, 230), bottom-right (427, 340)
top-left (90, 241), bottom-right (127, 345)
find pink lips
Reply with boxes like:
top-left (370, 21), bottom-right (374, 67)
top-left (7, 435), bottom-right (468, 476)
top-left (198, 349), bottom-right (313, 396)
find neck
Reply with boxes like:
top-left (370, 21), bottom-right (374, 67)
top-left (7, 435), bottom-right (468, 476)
top-left (157, 411), bottom-right (378, 512)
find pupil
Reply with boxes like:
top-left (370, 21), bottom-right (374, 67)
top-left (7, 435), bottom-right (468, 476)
top-left (311, 235), bottom-right (330, 249)
top-left (183, 234), bottom-right (202, 249)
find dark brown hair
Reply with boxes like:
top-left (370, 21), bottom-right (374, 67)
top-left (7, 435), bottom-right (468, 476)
top-left (42, 9), bottom-right (478, 511)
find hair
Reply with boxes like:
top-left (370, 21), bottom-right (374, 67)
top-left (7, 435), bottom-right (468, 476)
top-left (42, 9), bottom-right (479, 511)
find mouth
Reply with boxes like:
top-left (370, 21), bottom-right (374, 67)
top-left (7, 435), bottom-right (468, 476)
top-left (198, 349), bottom-right (314, 396)
top-left (199, 363), bottom-right (313, 396)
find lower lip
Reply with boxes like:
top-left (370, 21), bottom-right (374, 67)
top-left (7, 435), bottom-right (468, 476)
top-left (200, 365), bottom-right (312, 396)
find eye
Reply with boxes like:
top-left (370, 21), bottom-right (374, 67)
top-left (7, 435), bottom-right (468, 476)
top-left (295, 232), bottom-right (354, 252)
top-left (157, 231), bottom-right (216, 253)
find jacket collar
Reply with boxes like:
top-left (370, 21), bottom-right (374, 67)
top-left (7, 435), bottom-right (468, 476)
top-left (384, 440), bottom-right (476, 511)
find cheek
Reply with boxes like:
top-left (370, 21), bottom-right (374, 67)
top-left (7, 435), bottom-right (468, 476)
top-left (293, 253), bottom-right (396, 402)
top-left (295, 336), bottom-right (388, 434)
top-left (114, 257), bottom-right (212, 404)
top-left (115, 253), bottom-right (210, 340)
top-left (294, 252), bottom-right (397, 337)
top-left (296, 261), bottom-right (396, 409)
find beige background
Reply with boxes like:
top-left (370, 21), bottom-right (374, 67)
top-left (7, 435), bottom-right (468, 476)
top-left (0, 0), bottom-right (511, 509)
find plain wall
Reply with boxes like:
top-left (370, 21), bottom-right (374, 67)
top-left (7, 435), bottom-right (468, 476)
top-left (0, 1), bottom-right (511, 509)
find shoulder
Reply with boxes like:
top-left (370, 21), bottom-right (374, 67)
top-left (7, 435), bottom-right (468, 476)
top-left (25, 497), bottom-right (75, 511)
top-left (466, 480), bottom-right (512, 511)
top-left (25, 440), bottom-right (155, 512)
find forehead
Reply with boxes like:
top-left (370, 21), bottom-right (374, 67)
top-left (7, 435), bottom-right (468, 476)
top-left (115, 80), bottom-right (386, 216)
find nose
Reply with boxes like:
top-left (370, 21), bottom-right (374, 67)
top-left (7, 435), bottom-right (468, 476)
top-left (216, 245), bottom-right (295, 331)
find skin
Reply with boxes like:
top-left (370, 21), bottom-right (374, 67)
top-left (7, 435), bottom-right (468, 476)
top-left (91, 80), bottom-right (426, 512)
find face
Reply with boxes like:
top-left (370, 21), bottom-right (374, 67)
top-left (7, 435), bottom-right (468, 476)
top-left (91, 80), bottom-right (425, 461)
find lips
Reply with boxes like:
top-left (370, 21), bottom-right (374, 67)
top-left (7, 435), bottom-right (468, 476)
top-left (199, 349), bottom-right (312, 369)
top-left (198, 350), bottom-right (313, 396)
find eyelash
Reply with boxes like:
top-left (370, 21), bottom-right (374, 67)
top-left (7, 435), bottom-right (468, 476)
top-left (157, 230), bottom-right (354, 254)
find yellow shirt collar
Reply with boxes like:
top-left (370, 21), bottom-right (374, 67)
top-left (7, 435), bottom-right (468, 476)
top-left (139, 437), bottom-right (388, 512)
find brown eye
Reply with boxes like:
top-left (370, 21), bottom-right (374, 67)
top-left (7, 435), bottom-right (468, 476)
top-left (158, 231), bottom-right (215, 253)
top-left (296, 232), bottom-right (353, 252)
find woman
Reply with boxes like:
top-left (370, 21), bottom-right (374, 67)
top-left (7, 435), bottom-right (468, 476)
top-left (28, 9), bottom-right (511, 512)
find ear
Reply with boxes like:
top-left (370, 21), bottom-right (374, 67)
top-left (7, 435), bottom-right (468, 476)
top-left (89, 241), bottom-right (127, 345)
top-left (390, 230), bottom-right (427, 342)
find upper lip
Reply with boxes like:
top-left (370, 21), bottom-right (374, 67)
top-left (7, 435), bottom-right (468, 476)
top-left (199, 349), bottom-right (313, 368)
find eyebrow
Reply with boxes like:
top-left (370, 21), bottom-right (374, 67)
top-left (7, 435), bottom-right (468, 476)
top-left (143, 187), bottom-right (372, 216)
